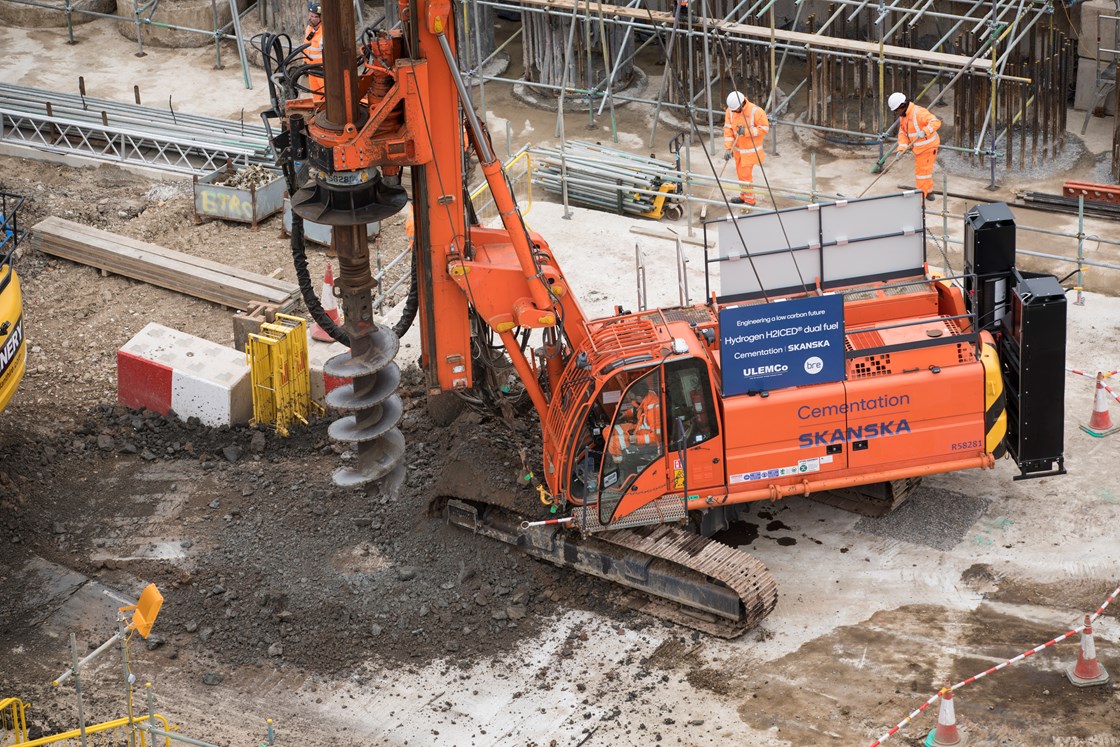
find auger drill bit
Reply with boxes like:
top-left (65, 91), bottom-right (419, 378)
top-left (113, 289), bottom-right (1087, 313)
top-left (290, 0), bottom-right (407, 491)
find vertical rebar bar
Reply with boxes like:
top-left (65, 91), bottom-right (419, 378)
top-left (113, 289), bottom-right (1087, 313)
top-left (810, 150), bottom-right (816, 203)
top-left (473, 0), bottom-right (489, 134)
top-left (1077, 196), bottom-right (1085, 306)
top-left (584, 0), bottom-right (594, 129)
top-left (685, 131), bottom-right (694, 235)
top-left (701, 0), bottom-right (715, 151)
top-left (595, 0), bottom-right (617, 141)
top-left (64, 0), bottom-right (75, 44)
top-left (676, 235), bottom-right (690, 305)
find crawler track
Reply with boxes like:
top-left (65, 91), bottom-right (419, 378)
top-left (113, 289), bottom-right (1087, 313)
top-left (445, 500), bottom-right (778, 638)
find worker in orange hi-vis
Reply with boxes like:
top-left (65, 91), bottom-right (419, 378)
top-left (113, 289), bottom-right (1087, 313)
top-left (889, 91), bottom-right (942, 202)
top-left (634, 384), bottom-right (662, 446)
top-left (304, 1), bottom-right (325, 100)
top-left (722, 91), bottom-right (770, 206)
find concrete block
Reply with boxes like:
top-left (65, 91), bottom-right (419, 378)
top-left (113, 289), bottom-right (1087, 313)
top-left (1074, 55), bottom-right (1117, 114)
top-left (118, 323), bottom-right (252, 427)
top-left (307, 329), bottom-right (349, 407)
top-left (1078, 0), bottom-right (1120, 60)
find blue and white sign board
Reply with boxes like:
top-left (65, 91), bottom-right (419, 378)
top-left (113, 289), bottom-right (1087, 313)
top-left (719, 294), bottom-right (845, 395)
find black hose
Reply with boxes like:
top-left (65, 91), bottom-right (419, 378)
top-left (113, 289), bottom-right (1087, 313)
top-left (290, 213), bottom-right (350, 346)
top-left (392, 250), bottom-right (418, 338)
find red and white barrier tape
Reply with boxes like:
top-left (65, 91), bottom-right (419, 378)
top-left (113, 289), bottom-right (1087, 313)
top-left (867, 581), bottom-right (1120, 747)
top-left (1102, 381), bottom-right (1120, 407)
top-left (519, 516), bottom-right (573, 529)
top-left (1067, 368), bottom-right (1118, 380)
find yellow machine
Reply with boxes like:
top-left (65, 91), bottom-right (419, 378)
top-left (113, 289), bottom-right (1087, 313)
top-left (0, 192), bottom-right (27, 413)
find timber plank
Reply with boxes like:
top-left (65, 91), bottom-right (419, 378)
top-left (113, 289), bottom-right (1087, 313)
top-left (32, 236), bottom-right (290, 304)
top-left (32, 217), bottom-right (299, 311)
top-left (33, 217), bottom-right (298, 295)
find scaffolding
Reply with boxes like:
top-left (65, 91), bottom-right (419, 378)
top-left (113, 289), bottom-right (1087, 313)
top-left (7, 0), bottom-right (1095, 181)
top-left (463, 0), bottom-right (1081, 183)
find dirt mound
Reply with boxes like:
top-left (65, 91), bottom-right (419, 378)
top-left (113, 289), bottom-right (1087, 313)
top-left (0, 374), bottom-right (640, 682)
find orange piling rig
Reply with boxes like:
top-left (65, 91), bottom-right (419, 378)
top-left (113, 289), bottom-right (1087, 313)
top-left (273, 0), bottom-right (1069, 633)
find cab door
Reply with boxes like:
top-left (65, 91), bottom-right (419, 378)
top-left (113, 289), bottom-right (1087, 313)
top-left (604, 359), bottom-right (723, 525)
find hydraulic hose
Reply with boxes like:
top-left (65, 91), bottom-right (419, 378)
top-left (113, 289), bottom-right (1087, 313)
top-left (289, 213), bottom-right (351, 345)
top-left (392, 252), bottom-right (418, 338)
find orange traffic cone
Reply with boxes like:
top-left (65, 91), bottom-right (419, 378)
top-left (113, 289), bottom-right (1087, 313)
top-left (1080, 373), bottom-right (1119, 437)
top-left (925, 684), bottom-right (967, 747)
top-left (310, 263), bottom-right (340, 342)
top-left (1066, 614), bottom-right (1111, 687)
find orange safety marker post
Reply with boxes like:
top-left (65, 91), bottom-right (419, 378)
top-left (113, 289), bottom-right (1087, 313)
top-left (1080, 372), bottom-right (1120, 438)
top-left (310, 262), bottom-right (340, 342)
top-left (1066, 614), bottom-right (1111, 687)
top-left (924, 683), bottom-right (967, 747)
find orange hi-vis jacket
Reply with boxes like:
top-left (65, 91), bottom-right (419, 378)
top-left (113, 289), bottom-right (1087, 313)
top-left (304, 23), bottom-right (324, 67)
top-left (608, 423), bottom-right (658, 463)
top-left (635, 390), bottom-right (662, 441)
top-left (897, 102), bottom-right (941, 155)
top-left (607, 389), bottom-right (662, 462)
top-left (723, 101), bottom-right (769, 164)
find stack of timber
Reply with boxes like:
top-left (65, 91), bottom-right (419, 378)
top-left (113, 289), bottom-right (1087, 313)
top-left (32, 217), bottom-right (299, 311)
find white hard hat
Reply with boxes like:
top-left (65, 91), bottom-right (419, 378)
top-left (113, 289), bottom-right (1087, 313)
top-left (726, 91), bottom-right (746, 110)
top-left (888, 92), bottom-right (907, 112)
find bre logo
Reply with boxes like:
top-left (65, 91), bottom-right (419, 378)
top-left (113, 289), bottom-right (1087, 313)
top-left (804, 356), bottom-right (824, 375)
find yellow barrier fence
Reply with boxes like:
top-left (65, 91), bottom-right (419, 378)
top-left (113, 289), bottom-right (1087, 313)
top-left (247, 314), bottom-right (321, 437)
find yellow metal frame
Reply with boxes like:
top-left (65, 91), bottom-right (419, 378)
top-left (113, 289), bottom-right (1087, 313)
top-left (247, 314), bottom-right (322, 437)
top-left (638, 182), bottom-right (678, 220)
top-left (1, 697), bottom-right (29, 745)
top-left (14, 713), bottom-right (172, 747)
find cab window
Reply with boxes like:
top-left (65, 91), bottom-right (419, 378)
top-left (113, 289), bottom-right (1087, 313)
top-left (664, 358), bottom-right (718, 450)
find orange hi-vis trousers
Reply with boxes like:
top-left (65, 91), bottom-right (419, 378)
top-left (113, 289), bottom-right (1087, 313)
top-left (913, 147), bottom-right (938, 198)
top-left (734, 151), bottom-right (764, 205)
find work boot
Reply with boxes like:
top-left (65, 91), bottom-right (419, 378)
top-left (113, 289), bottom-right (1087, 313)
top-left (730, 196), bottom-right (745, 205)
top-left (925, 192), bottom-right (938, 203)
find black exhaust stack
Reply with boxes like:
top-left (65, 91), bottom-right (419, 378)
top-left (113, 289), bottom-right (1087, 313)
top-left (965, 203), bottom-right (1067, 479)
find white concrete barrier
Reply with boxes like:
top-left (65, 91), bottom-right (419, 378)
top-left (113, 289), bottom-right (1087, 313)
top-left (117, 323), bottom-right (252, 427)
